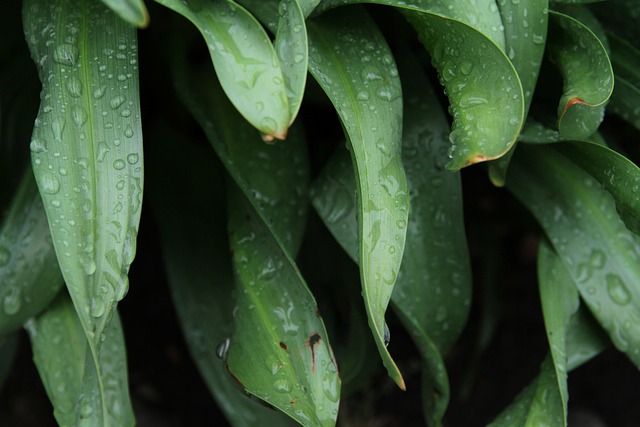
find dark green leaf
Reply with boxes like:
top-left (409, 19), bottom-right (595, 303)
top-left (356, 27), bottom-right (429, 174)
top-left (307, 6), bottom-right (408, 389)
top-left (23, 0), bottom-right (143, 349)
top-left (607, 33), bottom-right (640, 130)
top-left (0, 168), bottom-right (63, 335)
top-left (508, 145), bottom-right (640, 367)
top-left (547, 8), bottom-right (613, 140)
top-left (25, 293), bottom-right (133, 427)
top-left (0, 334), bottom-right (18, 393)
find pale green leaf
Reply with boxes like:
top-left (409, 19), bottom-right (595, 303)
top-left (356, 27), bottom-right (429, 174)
top-left (0, 168), bottom-right (63, 335)
top-left (23, 0), bottom-right (143, 350)
top-left (307, 6), bottom-right (408, 389)
top-left (149, 125), bottom-right (297, 427)
top-left (548, 8), bottom-right (613, 140)
top-left (508, 145), bottom-right (640, 366)
top-left (25, 293), bottom-right (133, 427)
top-left (99, 0), bottom-right (149, 28)
top-left (154, 0), bottom-right (291, 139)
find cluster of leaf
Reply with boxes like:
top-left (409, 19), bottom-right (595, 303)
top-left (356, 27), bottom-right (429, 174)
top-left (2, 0), bottom-right (640, 425)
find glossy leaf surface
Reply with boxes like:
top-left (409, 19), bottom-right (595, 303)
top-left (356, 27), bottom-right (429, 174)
top-left (149, 127), bottom-right (296, 427)
top-left (155, 0), bottom-right (291, 139)
top-left (307, 7), bottom-right (408, 389)
top-left (0, 169), bottom-right (63, 335)
top-left (23, 0), bottom-right (143, 349)
top-left (508, 145), bottom-right (640, 366)
top-left (316, 0), bottom-right (524, 169)
top-left (26, 293), bottom-right (133, 427)
top-left (100, 0), bottom-right (149, 27)
top-left (548, 8), bottom-right (613, 140)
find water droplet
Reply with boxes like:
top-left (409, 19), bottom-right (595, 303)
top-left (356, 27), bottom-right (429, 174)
top-left (126, 153), bottom-right (139, 165)
top-left (113, 159), bottom-right (126, 170)
top-left (116, 180), bottom-right (126, 190)
top-left (51, 199), bottom-right (61, 208)
top-left (97, 140), bottom-right (110, 162)
top-left (66, 76), bottom-right (82, 97)
top-left (120, 108), bottom-right (132, 117)
top-left (124, 125), bottom-right (134, 138)
top-left (40, 174), bottom-right (61, 195)
top-left (3, 288), bottom-right (21, 316)
top-left (396, 219), bottom-right (407, 229)
top-left (117, 74), bottom-right (127, 81)
top-left (388, 246), bottom-right (396, 254)
top-left (606, 274), bottom-right (631, 305)
top-left (383, 323), bottom-right (390, 347)
top-left (30, 138), bottom-right (47, 153)
top-left (53, 44), bottom-right (79, 66)
top-left (110, 95), bottom-right (126, 109)
top-left (273, 379), bottom-right (292, 393)
top-left (52, 119), bottom-right (65, 141)
top-left (93, 86), bottom-right (106, 99)
top-left (294, 54), bottom-right (304, 63)
top-left (71, 105), bottom-right (88, 127)
top-left (83, 258), bottom-right (97, 275)
top-left (216, 338), bottom-right (230, 360)
top-left (79, 401), bottom-right (94, 418)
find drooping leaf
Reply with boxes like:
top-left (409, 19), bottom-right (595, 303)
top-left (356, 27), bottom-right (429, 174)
top-left (0, 168), bottom-right (63, 335)
top-left (607, 33), bottom-right (640, 130)
top-left (547, 8), bottom-right (613, 140)
top-left (226, 187), bottom-right (340, 427)
top-left (554, 140), bottom-right (640, 235)
top-left (155, 0), bottom-right (291, 140)
top-left (316, 0), bottom-right (524, 170)
top-left (489, 0), bottom-right (549, 186)
top-left (99, 0), bottom-right (149, 28)
top-left (312, 45), bottom-right (472, 425)
top-left (508, 144), bottom-right (640, 367)
top-left (307, 6), bottom-right (408, 389)
top-left (25, 292), bottom-right (134, 427)
top-left (23, 0), bottom-right (143, 351)
top-left (149, 125), bottom-right (296, 427)
top-left (171, 33), bottom-right (309, 257)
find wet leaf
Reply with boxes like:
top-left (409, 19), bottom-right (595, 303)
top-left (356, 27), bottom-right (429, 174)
top-left (25, 293), bottom-right (133, 427)
top-left (100, 0), bottom-right (149, 27)
top-left (0, 168), bottom-right (63, 335)
top-left (307, 6), bottom-right (408, 389)
top-left (547, 8), bottom-right (613, 140)
top-left (554, 140), bottom-right (640, 235)
top-left (226, 188), bottom-right (340, 427)
top-left (23, 0), bottom-right (143, 351)
top-left (316, 0), bottom-right (524, 170)
top-left (607, 33), bottom-right (640, 130)
top-left (149, 125), bottom-right (296, 427)
top-left (155, 0), bottom-right (291, 139)
top-left (508, 145), bottom-right (640, 367)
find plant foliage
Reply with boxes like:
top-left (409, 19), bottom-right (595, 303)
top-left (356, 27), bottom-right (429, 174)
top-left (2, 0), bottom-right (640, 425)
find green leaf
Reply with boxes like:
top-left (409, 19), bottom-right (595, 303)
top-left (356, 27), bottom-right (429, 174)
top-left (23, 0), bottom-right (143, 350)
top-left (0, 334), bottom-right (18, 393)
top-left (171, 38), bottom-right (309, 257)
top-left (226, 188), bottom-right (340, 427)
top-left (547, 8), bottom-right (613, 140)
top-left (607, 33), bottom-right (640, 130)
top-left (155, 0), bottom-right (291, 140)
top-left (591, 0), bottom-right (640, 49)
top-left (488, 355), bottom-right (563, 427)
top-left (307, 6), bottom-right (408, 389)
top-left (25, 292), bottom-right (134, 427)
top-left (149, 126), bottom-right (296, 427)
top-left (554, 140), bottom-right (640, 235)
top-left (508, 144), bottom-right (640, 367)
top-left (316, 0), bottom-right (524, 169)
top-left (0, 168), bottom-right (63, 335)
top-left (99, 0), bottom-right (149, 28)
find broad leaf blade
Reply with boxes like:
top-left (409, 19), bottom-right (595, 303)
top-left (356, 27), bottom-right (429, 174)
top-left (25, 293), bottom-right (133, 427)
top-left (100, 0), bottom-right (149, 28)
top-left (307, 7), bottom-right (408, 389)
top-left (23, 0), bottom-right (143, 349)
top-left (155, 0), bottom-right (291, 139)
top-left (226, 188), bottom-right (340, 427)
top-left (0, 168), bottom-right (63, 335)
top-left (548, 8), bottom-right (613, 140)
top-left (508, 145), bottom-right (640, 367)
top-left (149, 126), bottom-right (296, 427)
top-left (315, 0), bottom-right (524, 169)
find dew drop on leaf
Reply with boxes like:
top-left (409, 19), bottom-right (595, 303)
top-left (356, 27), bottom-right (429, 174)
top-left (53, 43), bottom-right (79, 66)
top-left (606, 274), bottom-right (631, 305)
